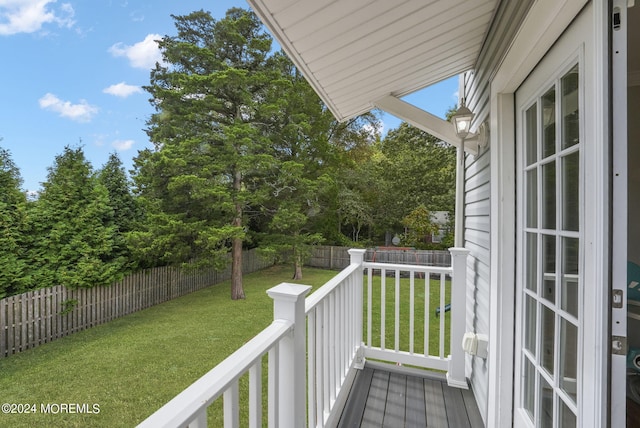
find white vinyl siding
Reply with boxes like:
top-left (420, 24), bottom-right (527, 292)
top-left (461, 1), bottom-right (535, 424)
top-left (464, 147), bottom-right (491, 424)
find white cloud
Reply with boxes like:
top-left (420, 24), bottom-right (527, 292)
top-left (0, 0), bottom-right (75, 35)
top-left (38, 93), bottom-right (98, 122)
top-left (108, 33), bottom-right (162, 69)
top-left (112, 139), bottom-right (135, 151)
top-left (103, 82), bottom-right (142, 98)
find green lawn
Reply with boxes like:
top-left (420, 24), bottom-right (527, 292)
top-left (0, 265), bottom-right (336, 428)
top-left (0, 265), bottom-right (451, 428)
top-left (365, 272), bottom-right (451, 358)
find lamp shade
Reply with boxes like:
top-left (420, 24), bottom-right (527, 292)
top-left (452, 105), bottom-right (474, 139)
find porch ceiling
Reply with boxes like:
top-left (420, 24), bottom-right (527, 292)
top-left (247, 0), bottom-right (499, 121)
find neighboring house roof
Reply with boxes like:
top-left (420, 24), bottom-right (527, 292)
top-left (248, 0), bottom-right (499, 122)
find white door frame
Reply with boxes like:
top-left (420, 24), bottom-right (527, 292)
top-left (610, 0), bottom-right (628, 426)
top-left (486, 1), bottom-right (610, 427)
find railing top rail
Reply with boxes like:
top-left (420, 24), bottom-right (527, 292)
top-left (137, 320), bottom-right (292, 428)
top-left (305, 263), bottom-right (360, 314)
top-left (362, 261), bottom-right (453, 275)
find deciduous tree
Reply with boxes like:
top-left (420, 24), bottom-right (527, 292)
top-left (376, 122), bottom-right (456, 233)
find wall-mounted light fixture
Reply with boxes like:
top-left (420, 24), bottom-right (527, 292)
top-left (451, 99), bottom-right (489, 150)
top-left (452, 102), bottom-right (474, 139)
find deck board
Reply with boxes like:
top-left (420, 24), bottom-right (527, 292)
top-left (406, 375), bottom-right (427, 427)
top-left (337, 362), bottom-right (484, 428)
top-left (338, 367), bottom-right (374, 428)
top-left (462, 387), bottom-right (484, 427)
top-left (424, 378), bottom-right (448, 428)
top-left (382, 373), bottom-right (406, 427)
top-left (443, 383), bottom-right (471, 428)
top-left (360, 370), bottom-right (390, 428)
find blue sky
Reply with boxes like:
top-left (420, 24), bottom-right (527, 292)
top-left (0, 0), bottom-right (458, 194)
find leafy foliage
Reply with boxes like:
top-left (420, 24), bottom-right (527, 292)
top-left (136, 8), bottom-right (279, 299)
top-left (97, 153), bottom-right (139, 270)
top-left (27, 147), bottom-right (125, 289)
top-left (375, 122), bottom-right (456, 233)
top-left (0, 146), bottom-right (30, 298)
top-left (0, 7), bottom-right (458, 299)
top-left (401, 204), bottom-right (440, 247)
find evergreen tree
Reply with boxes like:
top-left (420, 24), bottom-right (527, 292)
top-left (97, 153), bottom-right (138, 270)
top-left (28, 146), bottom-right (124, 289)
top-left (136, 8), bottom-right (277, 299)
top-left (0, 146), bottom-right (30, 298)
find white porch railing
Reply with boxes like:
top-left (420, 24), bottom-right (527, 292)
top-left (361, 247), bottom-right (470, 389)
top-left (137, 247), bottom-right (469, 428)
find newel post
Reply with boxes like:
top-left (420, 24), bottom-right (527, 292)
top-left (266, 283), bottom-right (312, 428)
top-left (447, 247), bottom-right (470, 389)
top-left (348, 249), bottom-right (367, 369)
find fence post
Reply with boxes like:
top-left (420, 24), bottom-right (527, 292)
top-left (348, 249), bottom-right (367, 370)
top-left (266, 283), bottom-right (312, 428)
top-left (447, 247), bottom-right (470, 389)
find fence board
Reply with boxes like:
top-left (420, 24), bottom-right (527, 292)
top-left (306, 246), bottom-right (451, 270)
top-left (0, 249), bottom-right (273, 359)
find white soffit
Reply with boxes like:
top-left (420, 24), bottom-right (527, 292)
top-left (247, 0), bottom-right (498, 122)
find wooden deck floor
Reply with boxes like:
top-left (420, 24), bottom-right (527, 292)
top-left (337, 362), bottom-right (484, 428)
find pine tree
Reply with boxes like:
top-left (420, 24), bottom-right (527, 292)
top-left (136, 8), bottom-right (278, 299)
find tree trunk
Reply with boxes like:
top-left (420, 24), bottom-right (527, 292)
top-left (231, 170), bottom-right (245, 300)
top-left (292, 250), bottom-right (303, 280)
top-left (231, 235), bottom-right (244, 299)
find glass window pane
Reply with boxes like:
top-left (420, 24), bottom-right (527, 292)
top-left (526, 169), bottom-right (538, 228)
top-left (525, 295), bottom-right (537, 355)
top-left (526, 103), bottom-right (538, 165)
top-left (562, 151), bottom-right (579, 231)
top-left (542, 234), bottom-right (556, 304)
top-left (541, 305), bottom-right (555, 375)
top-left (560, 318), bottom-right (578, 404)
top-left (523, 357), bottom-right (536, 422)
top-left (543, 278), bottom-right (556, 305)
top-left (561, 65), bottom-right (580, 150)
top-left (526, 233), bottom-right (538, 292)
top-left (542, 161), bottom-right (556, 229)
top-left (559, 399), bottom-right (577, 427)
top-left (539, 375), bottom-right (554, 428)
top-left (562, 237), bottom-right (579, 317)
top-left (542, 88), bottom-right (556, 158)
top-left (542, 235), bottom-right (556, 277)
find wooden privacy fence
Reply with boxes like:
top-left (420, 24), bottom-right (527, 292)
top-left (307, 245), bottom-right (451, 270)
top-left (0, 249), bottom-right (273, 359)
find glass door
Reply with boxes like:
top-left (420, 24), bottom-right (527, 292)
top-left (515, 63), bottom-right (581, 427)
